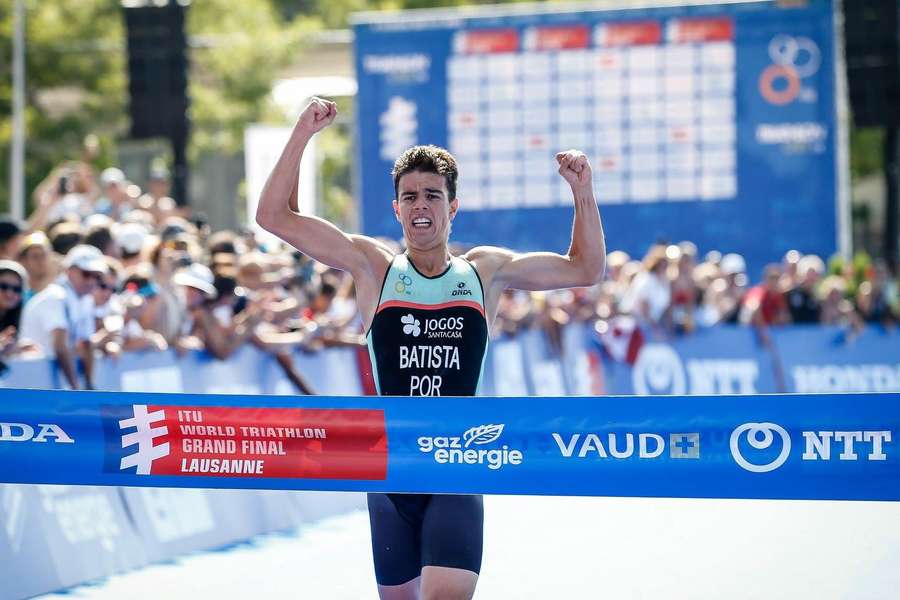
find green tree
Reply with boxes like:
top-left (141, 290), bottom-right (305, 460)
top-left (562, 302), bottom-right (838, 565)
top-left (0, 0), bottom-right (319, 215)
top-left (187, 0), bottom-right (319, 157)
top-left (0, 0), bottom-right (125, 215)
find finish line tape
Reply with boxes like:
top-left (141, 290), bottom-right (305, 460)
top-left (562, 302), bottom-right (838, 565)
top-left (1, 388), bottom-right (898, 501)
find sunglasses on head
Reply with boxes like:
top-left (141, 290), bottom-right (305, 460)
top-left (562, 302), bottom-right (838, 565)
top-left (0, 282), bottom-right (23, 294)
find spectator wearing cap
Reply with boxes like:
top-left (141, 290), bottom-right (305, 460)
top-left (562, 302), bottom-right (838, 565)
top-left (17, 232), bottom-right (57, 297)
top-left (0, 260), bottom-right (28, 357)
top-left (0, 217), bottom-right (24, 260)
top-left (94, 167), bottom-right (133, 221)
top-left (785, 255), bottom-right (825, 324)
top-left (173, 263), bottom-right (262, 359)
top-left (18, 245), bottom-right (108, 389)
top-left (114, 223), bottom-right (148, 268)
top-left (207, 230), bottom-right (240, 256)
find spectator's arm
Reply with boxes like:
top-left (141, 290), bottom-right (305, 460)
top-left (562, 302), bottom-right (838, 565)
top-left (0, 327), bottom-right (16, 357)
top-left (194, 309), bottom-right (259, 360)
top-left (52, 329), bottom-right (79, 389)
top-left (262, 297), bottom-right (300, 323)
top-left (121, 331), bottom-right (168, 352)
top-left (78, 339), bottom-right (95, 389)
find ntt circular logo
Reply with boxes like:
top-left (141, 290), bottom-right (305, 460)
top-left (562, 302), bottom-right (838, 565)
top-left (632, 344), bottom-right (686, 395)
top-left (730, 422), bottom-right (792, 473)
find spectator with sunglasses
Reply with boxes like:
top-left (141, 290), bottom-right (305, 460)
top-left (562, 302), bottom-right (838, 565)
top-left (18, 245), bottom-right (108, 389)
top-left (0, 260), bottom-right (28, 358)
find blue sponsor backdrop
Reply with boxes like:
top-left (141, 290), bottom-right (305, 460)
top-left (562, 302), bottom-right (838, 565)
top-left (599, 325), bottom-right (900, 395)
top-left (353, 0), bottom-right (840, 277)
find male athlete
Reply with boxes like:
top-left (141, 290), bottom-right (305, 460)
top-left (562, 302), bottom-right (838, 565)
top-left (257, 98), bottom-right (606, 600)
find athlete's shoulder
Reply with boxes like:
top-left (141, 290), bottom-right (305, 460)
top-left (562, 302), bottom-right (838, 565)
top-left (463, 246), bottom-right (514, 273)
top-left (463, 245), bottom-right (514, 263)
top-left (349, 234), bottom-right (398, 271)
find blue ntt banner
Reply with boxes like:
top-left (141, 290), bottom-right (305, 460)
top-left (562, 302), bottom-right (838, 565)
top-left (1, 389), bottom-right (897, 501)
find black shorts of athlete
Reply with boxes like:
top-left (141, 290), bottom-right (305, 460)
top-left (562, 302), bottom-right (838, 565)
top-left (367, 492), bottom-right (484, 586)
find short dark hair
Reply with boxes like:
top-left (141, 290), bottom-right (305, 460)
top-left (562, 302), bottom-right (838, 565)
top-left (84, 225), bottom-right (113, 254)
top-left (391, 145), bottom-right (458, 201)
top-left (49, 222), bottom-right (84, 255)
top-left (0, 217), bottom-right (24, 246)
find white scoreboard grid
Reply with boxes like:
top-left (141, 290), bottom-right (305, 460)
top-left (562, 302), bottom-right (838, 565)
top-left (446, 19), bottom-right (738, 209)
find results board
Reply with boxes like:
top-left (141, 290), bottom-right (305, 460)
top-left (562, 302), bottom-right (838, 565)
top-left (353, 0), bottom-right (843, 274)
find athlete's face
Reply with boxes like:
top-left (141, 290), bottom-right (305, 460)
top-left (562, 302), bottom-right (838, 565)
top-left (393, 171), bottom-right (458, 251)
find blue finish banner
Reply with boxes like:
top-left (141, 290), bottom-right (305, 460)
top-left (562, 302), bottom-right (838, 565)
top-left (354, 0), bottom-right (841, 276)
top-left (1, 389), bottom-right (897, 501)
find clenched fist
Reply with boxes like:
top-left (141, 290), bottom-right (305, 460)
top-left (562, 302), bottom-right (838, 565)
top-left (556, 150), bottom-right (592, 190)
top-left (296, 97), bottom-right (337, 135)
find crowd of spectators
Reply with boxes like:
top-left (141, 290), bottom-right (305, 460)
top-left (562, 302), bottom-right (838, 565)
top-left (0, 160), bottom-right (898, 387)
top-left (0, 161), bottom-right (361, 389)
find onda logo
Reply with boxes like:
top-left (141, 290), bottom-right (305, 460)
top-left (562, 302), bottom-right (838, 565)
top-left (401, 314), bottom-right (421, 337)
top-left (452, 281), bottom-right (472, 297)
top-left (417, 424), bottom-right (523, 470)
top-left (0, 422), bottom-right (73, 444)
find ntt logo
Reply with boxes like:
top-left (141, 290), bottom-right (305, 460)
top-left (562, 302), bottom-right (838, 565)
top-left (632, 343), bottom-right (759, 395)
top-left (729, 422), bottom-right (893, 473)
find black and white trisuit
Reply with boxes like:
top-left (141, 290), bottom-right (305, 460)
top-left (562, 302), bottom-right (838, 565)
top-left (366, 252), bottom-right (489, 585)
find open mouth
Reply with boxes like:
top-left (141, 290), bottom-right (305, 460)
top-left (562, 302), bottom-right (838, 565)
top-left (411, 217), bottom-right (432, 229)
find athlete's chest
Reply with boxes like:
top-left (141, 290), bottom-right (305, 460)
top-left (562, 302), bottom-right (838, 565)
top-left (383, 267), bottom-right (479, 305)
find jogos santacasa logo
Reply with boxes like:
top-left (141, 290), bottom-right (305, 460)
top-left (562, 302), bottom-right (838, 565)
top-left (418, 424), bottom-right (523, 470)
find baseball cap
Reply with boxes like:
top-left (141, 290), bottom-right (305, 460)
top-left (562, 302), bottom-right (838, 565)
top-left (173, 263), bottom-right (217, 298)
top-left (114, 223), bottom-right (147, 255)
top-left (84, 213), bottom-right (113, 230)
top-left (19, 231), bottom-right (51, 253)
top-left (720, 253), bottom-right (746, 276)
top-left (0, 259), bottom-right (28, 284)
top-left (99, 167), bottom-right (126, 187)
top-left (63, 244), bottom-right (109, 274)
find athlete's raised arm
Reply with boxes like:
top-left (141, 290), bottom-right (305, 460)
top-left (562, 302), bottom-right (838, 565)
top-left (255, 97), bottom-right (391, 278)
top-left (467, 150), bottom-right (606, 295)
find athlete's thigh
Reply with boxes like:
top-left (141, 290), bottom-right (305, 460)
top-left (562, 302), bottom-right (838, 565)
top-left (420, 566), bottom-right (477, 600)
top-left (368, 493), bottom-right (424, 587)
top-left (420, 494), bottom-right (484, 575)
